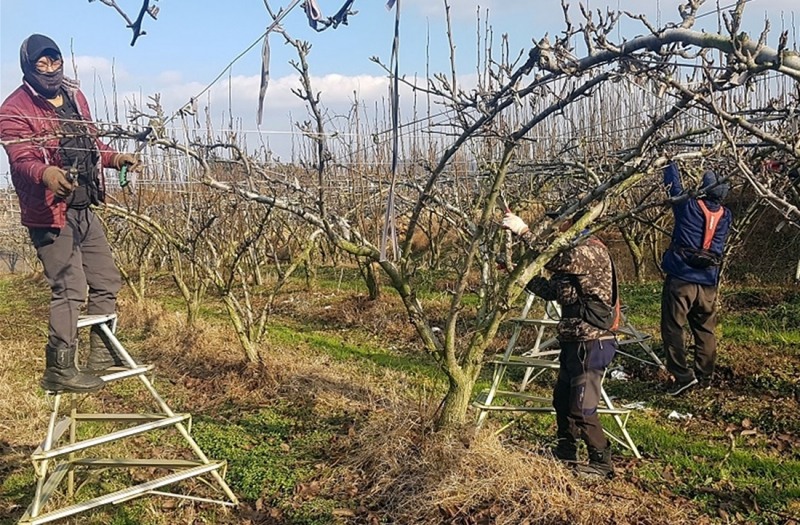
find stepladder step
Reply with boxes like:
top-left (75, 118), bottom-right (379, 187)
top-left (20, 462), bottom-right (227, 525)
top-left (32, 414), bottom-right (190, 461)
top-left (76, 314), bottom-right (117, 328)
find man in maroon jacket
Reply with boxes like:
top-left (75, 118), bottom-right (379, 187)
top-left (0, 34), bottom-right (138, 393)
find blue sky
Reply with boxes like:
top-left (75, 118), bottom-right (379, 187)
top-left (1, 0), bottom-right (798, 168)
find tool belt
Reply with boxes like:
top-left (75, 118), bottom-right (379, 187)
top-left (672, 245), bottom-right (722, 269)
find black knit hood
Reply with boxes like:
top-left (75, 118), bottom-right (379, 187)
top-left (20, 34), bottom-right (64, 98)
top-left (701, 170), bottom-right (730, 203)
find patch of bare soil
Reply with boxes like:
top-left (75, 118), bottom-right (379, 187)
top-left (699, 342), bottom-right (800, 454)
top-left (721, 287), bottom-right (800, 311)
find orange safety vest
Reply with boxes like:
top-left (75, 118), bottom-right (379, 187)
top-left (697, 199), bottom-right (725, 250)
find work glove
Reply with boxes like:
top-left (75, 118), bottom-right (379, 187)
top-left (524, 276), bottom-right (548, 296)
top-left (42, 166), bottom-right (76, 198)
top-left (502, 212), bottom-right (529, 236)
top-left (112, 153), bottom-right (140, 172)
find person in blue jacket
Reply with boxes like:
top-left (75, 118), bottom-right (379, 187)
top-left (661, 160), bottom-right (732, 396)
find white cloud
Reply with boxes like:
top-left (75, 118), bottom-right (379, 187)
top-left (68, 55), bottom-right (129, 84)
top-left (98, 66), bottom-right (480, 162)
top-left (157, 70), bottom-right (183, 84)
top-left (118, 72), bottom-right (390, 125)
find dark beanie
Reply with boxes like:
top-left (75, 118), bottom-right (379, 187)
top-left (20, 34), bottom-right (63, 98)
top-left (701, 170), bottom-right (729, 203)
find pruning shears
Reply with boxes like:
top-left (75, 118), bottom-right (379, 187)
top-left (65, 159), bottom-right (78, 184)
top-left (119, 164), bottom-right (131, 188)
top-left (119, 126), bottom-right (153, 189)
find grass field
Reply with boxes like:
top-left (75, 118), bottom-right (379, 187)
top-left (0, 272), bottom-right (798, 524)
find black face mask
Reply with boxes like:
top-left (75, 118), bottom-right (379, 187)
top-left (25, 69), bottom-right (64, 98)
top-left (20, 34), bottom-right (64, 98)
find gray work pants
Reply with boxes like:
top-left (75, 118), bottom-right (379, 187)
top-left (661, 276), bottom-right (718, 383)
top-left (29, 207), bottom-right (122, 351)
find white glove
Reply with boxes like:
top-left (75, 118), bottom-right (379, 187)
top-left (502, 212), bottom-right (529, 236)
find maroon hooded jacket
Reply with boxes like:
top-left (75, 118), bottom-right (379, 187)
top-left (0, 78), bottom-right (117, 228)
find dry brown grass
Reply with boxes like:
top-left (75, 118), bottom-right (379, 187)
top-left (0, 338), bottom-right (51, 491)
top-left (0, 275), bottom-right (58, 503)
top-left (327, 408), bottom-right (696, 525)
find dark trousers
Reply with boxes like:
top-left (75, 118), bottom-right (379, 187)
top-left (553, 338), bottom-right (616, 451)
top-left (29, 208), bottom-right (122, 351)
top-left (661, 276), bottom-right (718, 383)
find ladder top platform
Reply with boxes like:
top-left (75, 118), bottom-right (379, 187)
top-left (76, 314), bottom-right (118, 328)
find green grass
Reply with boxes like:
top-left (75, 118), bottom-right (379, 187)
top-left (0, 471), bottom-right (35, 513)
top-left (106, 505), bottom-right (150, 525)
top-left (268, 322), bottom-right (443, 382)
top-left (621, 283), bottom-right (800, 353)
top-left (723, 311), bottom-right (800, 347)
top-left (0, 279), bottom-right (23, 316)
top-left (632, 417), bottom-right (800, 518)
top-left (192, 403), bottom-right (339, 524)
top-left (619, 283), bottom-right (663, 328)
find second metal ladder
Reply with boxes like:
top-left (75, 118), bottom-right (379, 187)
top-left (473, 293), bottom-right (644, 459)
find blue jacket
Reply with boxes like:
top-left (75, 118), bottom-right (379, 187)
top-left (661, 162), bottom-right (732, 286)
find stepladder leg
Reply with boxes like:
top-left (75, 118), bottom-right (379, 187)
top-left (68, 399), bottom-right (77, 497)
top-left (31, 393), bottom-right (62, 518)
top-left (600, 386), bottom-right (641, 459)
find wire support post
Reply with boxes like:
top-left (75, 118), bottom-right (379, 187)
top-left (19, 314), bottom-right (238, 525)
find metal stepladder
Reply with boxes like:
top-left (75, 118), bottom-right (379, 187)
top-left (472, 293), bottom-right (646, 459)
top-left (20, 314), bottom-right (238, 525)
top-left (517, 301), bottom-right (665, 392)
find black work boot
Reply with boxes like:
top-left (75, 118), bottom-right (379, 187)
top-left (575, 446), bottom-right (614, 479)
top-left (552, 437), bottom-right (578, 462)
top-left (41, 345), bottom-right (105, 393)
top-left (86, 326), bottom-right (125, 373)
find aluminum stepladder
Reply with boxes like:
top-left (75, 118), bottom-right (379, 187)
top-left (516, 302), bottom-right (666, 392)
top-left (472, 293), bottom-right (642, 459)
top-left (19, 313), bottom-right (238, 525)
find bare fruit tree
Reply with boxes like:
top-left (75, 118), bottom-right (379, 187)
top-left (12, 0), bottom-right (796, 427)
top-left (176, 0), bottom-right (797, 427)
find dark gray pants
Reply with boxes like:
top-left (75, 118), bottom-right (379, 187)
top-left (29, 208), bottom-right (122, 351)
top-left (553, 338), bottom-right (616, 451)
top-left (661, 276), bottom-right (718, 383)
